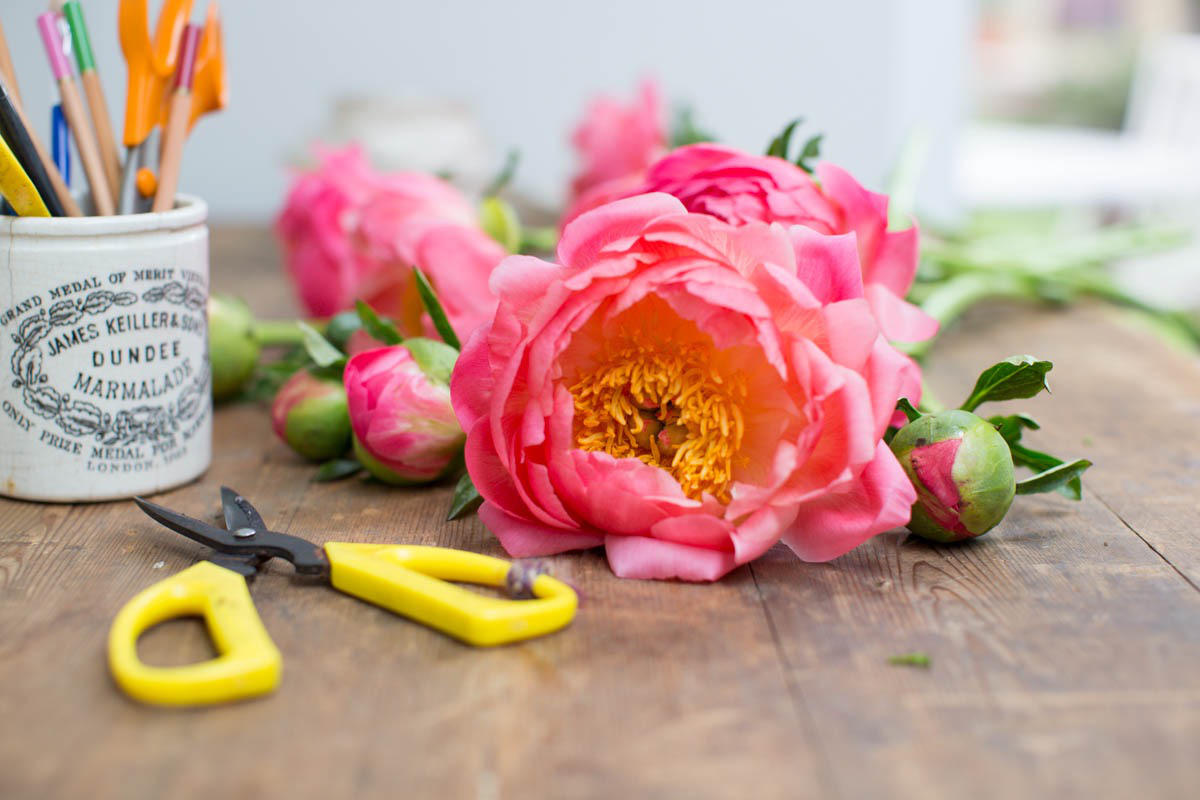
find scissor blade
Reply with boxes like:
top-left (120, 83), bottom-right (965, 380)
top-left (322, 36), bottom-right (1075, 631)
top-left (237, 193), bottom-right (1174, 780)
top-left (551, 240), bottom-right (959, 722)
top-left (220, 486), bottom-right (265, 534)
top-left (134, 496), bottom-right (239, 549)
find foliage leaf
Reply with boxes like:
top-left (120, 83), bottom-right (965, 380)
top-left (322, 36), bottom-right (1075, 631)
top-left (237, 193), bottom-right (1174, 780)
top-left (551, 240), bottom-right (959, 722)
top-left (297, 321), bottom-right (345, 369)
top-left (480, 196), bottom-right (522, 253)
top-left (896, 398), bottom-right (922, 423)
top-left (313, 458), bottom-right (363, 483)
top-left (987, 413), bottom-right (1041, 446)
top-left (671, 105), bottom-right (716, 147)
top-left (483, 149), bottom-right (520, 198)
top-left (960, 355), bottom-right (1053, 412)
top-left (765, 118), bottom-right (802, 160)
top-left (1009, 443), bottom-right (1084, 500)
top-left (1015, 459), bottom-right (1092, 497)
top-left (447, 472), bottom-right (483, 520)
top-left (413, 267), bottom-right (461, 350)
top-left (354, 300), bottom-right (403, 345)
top-left (795, 133), bottom-right (823, 174)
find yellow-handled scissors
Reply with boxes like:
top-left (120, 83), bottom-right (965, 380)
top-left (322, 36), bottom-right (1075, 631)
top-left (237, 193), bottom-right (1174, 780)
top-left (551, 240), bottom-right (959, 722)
top-left (109, 487), bottom-right (577, 707)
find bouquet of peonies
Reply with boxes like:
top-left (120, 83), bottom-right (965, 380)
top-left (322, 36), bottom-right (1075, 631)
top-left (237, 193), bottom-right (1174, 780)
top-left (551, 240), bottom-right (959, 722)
top-left (211, 81), bottom-right (1098, 581)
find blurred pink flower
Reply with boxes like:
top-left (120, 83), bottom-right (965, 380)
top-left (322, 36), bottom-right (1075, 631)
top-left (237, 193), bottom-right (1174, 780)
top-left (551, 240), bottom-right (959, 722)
top-left (345, 344), bottom-right (464, 485)
top-left (275, 145), bottom-right (504, 338)
top-left (635, 143), bottom-right (936, 346)
top-left (567, 80), bottom-right (667, 211)
top-left (451, 194), bottom-right (917, 582)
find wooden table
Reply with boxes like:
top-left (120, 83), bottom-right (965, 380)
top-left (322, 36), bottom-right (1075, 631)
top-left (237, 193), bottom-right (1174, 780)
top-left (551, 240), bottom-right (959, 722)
top-left (2, 228), bottom-right (1198, 799)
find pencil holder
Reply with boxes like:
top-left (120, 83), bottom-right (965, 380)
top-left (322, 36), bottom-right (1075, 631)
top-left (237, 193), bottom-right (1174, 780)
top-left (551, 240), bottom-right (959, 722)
top-left (0, 196), bottom-right (211, 502)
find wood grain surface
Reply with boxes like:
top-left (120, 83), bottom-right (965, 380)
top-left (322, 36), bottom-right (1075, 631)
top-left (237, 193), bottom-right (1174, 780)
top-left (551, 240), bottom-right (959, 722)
top-left (1, 228), bottom-right (1197, 799)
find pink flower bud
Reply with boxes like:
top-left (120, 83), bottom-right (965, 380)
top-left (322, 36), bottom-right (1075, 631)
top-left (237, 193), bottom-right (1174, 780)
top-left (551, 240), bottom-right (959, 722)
top-left (344, 340), bottom-right (464, 485)
top-left (271, 369), bottom-right (352, 461)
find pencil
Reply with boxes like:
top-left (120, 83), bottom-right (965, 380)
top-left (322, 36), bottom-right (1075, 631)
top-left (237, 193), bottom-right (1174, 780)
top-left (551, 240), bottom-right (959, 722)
top-left (0, 77), bottom-right (66, 216)
top-left (152, 24), bottom-right (201, 213)
top-left (62, 2), bottom-right (122, 206)
top-left (0, 21), bottom-right (20, 109)
top-left (38, 12), bottom-right (113, 215)
top-left (0, 135), bottom-right (51, 217)
top-left (0, 73), bottom-right (81, 216)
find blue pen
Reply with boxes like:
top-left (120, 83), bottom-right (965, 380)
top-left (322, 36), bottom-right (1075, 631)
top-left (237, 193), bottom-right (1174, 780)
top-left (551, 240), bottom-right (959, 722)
top-left (52, 104), bottom-right (70, 186)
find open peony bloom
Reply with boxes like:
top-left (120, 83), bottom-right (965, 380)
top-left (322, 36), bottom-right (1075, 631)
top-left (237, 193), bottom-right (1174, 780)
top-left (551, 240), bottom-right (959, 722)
top-left (451, 194), bottom-right (918, 581)
top-left (276, 145), bottom-right (505, 338)
top-left (567, 80), bottom-right (667, 216)
top-left (345, 341), bottom-right (465, 485)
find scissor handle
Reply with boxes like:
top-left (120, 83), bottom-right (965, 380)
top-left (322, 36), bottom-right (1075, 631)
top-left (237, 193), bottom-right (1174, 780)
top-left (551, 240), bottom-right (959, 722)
top-left (324, 543), bottom-right (577, 647)
top-left (107, 561), bottom-right (282, 706)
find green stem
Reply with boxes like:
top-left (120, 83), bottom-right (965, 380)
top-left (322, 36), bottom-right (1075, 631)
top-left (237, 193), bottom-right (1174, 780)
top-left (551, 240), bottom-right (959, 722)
top-left (903, 273), bottom-right (1035, 361)
top-left (253, 319), bottom-right (325, 348)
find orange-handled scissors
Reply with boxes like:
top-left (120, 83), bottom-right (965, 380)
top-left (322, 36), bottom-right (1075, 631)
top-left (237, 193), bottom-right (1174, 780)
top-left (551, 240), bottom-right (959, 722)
top-left (183, 2), bottom-right (226, 133)
top-left (118, 0), bottom-right (193, 212)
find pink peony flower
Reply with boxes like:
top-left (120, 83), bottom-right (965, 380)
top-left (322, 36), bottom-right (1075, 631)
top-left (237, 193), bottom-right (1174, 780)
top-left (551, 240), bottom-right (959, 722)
top-left (567, 80), bottom-right (667, 210)
top-left (450, 194), bottom-right (918, 581)
top-left (345, 341), bottom-right (465, 485)
top-left (275, 145), bottom-right (504, 338)
top-left (633, 143), bottom-right (937, 346)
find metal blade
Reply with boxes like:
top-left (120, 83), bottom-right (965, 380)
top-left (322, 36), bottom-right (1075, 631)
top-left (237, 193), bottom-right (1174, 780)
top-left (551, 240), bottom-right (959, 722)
top-left (220, 486), bottom-right (265, 534)
top-left (133, 496), bottom-right (241, 550)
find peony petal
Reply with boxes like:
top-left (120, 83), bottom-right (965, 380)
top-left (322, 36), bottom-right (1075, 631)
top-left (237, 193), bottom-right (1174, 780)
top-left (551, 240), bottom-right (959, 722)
top-left (557, 193), bottom-right (685, 267)
top-left (604, 535), bottom-right (739, 581)
top-left (782, 442), bottom-right (917, 562)
top-left (649, 514), bottom-right (736, 551)
top-left (789, 228), bottom-right (864, 303)
top-left (479, 502), bottom-right (604, 557)
top-left (864, 284), bottom-right (939, 344)
top-left (450, 325), bottom-right (493, 432)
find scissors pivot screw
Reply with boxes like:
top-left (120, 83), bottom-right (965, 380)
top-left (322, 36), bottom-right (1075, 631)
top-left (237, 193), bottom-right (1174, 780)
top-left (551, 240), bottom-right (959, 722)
top-left (232, 527), bottom-right (256, 538)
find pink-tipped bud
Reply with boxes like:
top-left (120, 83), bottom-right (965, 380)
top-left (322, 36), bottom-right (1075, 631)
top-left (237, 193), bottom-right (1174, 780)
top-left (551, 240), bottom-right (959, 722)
top-left (271, 369), bottom-right (352, 461)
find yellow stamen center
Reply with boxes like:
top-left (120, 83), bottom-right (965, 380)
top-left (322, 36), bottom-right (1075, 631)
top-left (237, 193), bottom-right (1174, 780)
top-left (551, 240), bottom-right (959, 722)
top-left (569, 339), bottom-right (747, 503)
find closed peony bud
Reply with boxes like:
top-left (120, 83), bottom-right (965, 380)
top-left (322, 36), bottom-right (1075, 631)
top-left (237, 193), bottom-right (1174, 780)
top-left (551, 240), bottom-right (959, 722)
top-left (344, 339), bottom-right (464, 485)
top-left (271, 369), bottom-right (352, 461)
top-left (208, 294), bottom-right (261, 401)
top-left (890, 410), bottom-right (1016, 542)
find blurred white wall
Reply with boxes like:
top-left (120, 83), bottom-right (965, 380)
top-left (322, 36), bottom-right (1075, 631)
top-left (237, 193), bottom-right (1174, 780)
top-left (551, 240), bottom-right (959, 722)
top-left (3, 0), bottom-right (971, 222)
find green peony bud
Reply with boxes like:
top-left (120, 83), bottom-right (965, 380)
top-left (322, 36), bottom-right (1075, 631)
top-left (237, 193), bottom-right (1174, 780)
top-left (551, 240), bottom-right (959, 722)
top-left (208, 294), bottom-right (261, 402)
top-left (889, 409), bottom-right (1016, 542)
top-left (271, 369), bottom-right (352, 461)
top-left (323, 310), bottom-right (364, 351)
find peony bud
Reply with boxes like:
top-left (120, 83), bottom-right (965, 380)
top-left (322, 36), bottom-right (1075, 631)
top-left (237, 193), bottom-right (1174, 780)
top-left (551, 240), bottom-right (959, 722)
top-left (344, 339), bottom-right (464, 485)
top-left (208, 294), bottom-right (261, 401)
top-left (889, 409), bottom-right (1016, 542)
top-left (271, 369), bottom-right (352, 461)
top-left (322, 310), bottom-right (364, 351)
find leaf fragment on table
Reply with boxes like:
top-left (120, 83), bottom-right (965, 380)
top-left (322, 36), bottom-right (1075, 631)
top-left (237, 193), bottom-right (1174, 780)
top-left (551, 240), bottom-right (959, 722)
top-left (313, 457), bottom-right (363, 483)
top-left (961, 355), bottom-right (1053, 412)
top-left (354, 300), bottom-right (403, 345)
top-left (413, 267), bottom-right (461, 350)
top-left (887, 652), bottom-right (931, 668)
top-left (447, 472), bottom-right (483, 521)
top-left (1015, 459), bottom-right (1092, 497)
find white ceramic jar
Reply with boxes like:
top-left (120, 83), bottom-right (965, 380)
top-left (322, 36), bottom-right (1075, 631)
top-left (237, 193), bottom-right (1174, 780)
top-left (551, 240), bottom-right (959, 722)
top-left (0, 197), bottom-right (212, 502)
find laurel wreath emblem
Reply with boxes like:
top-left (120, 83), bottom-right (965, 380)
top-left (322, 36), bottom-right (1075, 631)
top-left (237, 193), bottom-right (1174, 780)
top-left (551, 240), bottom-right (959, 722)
top-left (8, 282), bottom-right (209, 446)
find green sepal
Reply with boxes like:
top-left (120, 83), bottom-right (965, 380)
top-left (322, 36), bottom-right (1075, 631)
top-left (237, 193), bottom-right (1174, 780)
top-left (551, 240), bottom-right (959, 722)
top-left (413, 267), bottom-right (461, 350)
top-left (401, 337), bottom-right (458, 385)
top-left (480, 196), bottom-right (521, 253)
top-left (987, 413), bottom-right (1041, 446)
top-left (766, 118), bottom-right (802, 159)
top-left (961, 355), bottom-right (1053, 412)
top-left (447, 472), bottom-right (483, 521)
top-left (313, 457), bottom-right (363, 483)
top-left (354, 300), bottom-right (403, 345)
top-left (896, 398), bottom-right (922, 423)
top-left (1015, 459), bottom-right (1092, 497)
top-left (795, 133), bottom-right (822, 174)
top-left (297, 321), bottom-right (345, 369)
top-left (1010, 443), bottom-right (1086, 500)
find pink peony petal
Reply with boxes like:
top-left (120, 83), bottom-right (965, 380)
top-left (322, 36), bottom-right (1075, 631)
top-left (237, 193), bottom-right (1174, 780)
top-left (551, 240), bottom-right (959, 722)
top-left (789, 228), bottom-right (864, 303)
top-left (864, 284), bottom-right (939, 344)
top-left (603, 535), bottom-right (739, 581)
top-left (557, 193), bottom-right (686, 267)
top-left (479, 502), bottom-right (604, 557)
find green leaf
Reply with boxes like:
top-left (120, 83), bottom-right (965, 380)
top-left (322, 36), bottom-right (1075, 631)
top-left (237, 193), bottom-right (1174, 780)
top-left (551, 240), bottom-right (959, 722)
top-left (1015, 458), bottom-right (1092, 498)
top-left (480, 196), bottom-right (522, 253)
top-left (795, 133), bottom-right (823, 174)
top-left (297, 321), bottom-right (345, 369)
top-left (519, 225), bottom-right (559, 255)
top-left (354, 300), bottom-right (403, 345)
top-left (402, 337), bottom-right (458, 385)
top-left (887, 652), bottom-right (931, 668)
top-left (1010, 443), bottom-right (1083, 499)
top-left (670, 105), bottom-right (716, 147)
top-left (987, 413), bottom-right (1041, 446)
top-left (413, 267), bottom-right (461, 350)
top-left (482, 149), bottom-right (520, 198)
top-left (896, 398), bottom-right (922, 423)
top-left (447, 472), bottom-right (483, 520)
top-left (313, 458), bottom-right (363, 483)
top-left (766, 118), bottom-right (802, 159)
top-left (960, 355), bottom-right (1053, 412)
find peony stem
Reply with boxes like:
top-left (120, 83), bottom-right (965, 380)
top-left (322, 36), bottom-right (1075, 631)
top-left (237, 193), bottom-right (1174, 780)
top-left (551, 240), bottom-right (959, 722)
top-left (253, 319), bottom-right (327, 348)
